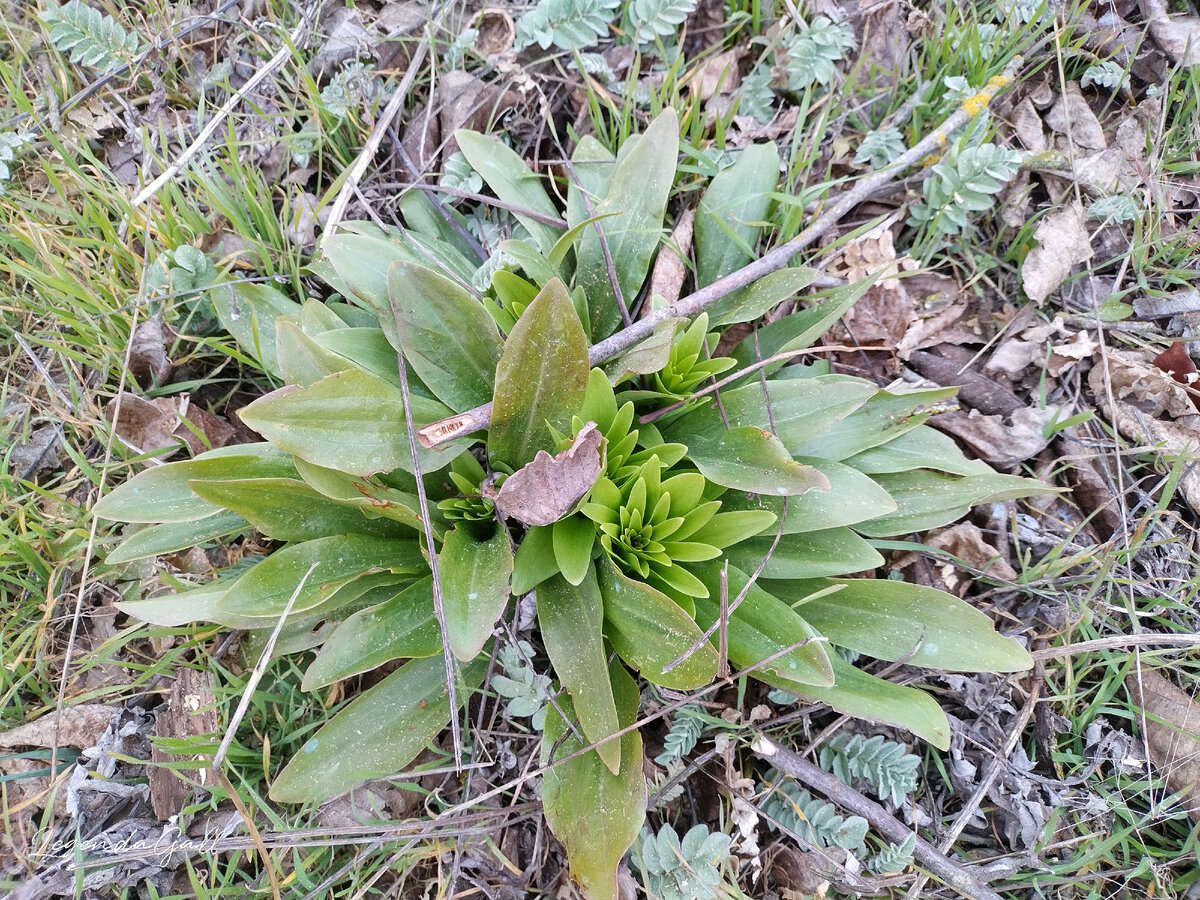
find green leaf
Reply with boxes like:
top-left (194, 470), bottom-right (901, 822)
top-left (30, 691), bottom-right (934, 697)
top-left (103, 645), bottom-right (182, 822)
top-left (791, 385), bottom-right (959, 461)
top-left (292, 458), bottom-right (429, 534)
top-left (439, 524), bottom-right (514, 661)
top-left (116, 570), bottom-right (256, 628)
top-left (538, 571), bottom-right (622, 774)
top-left (695, 142), bottom-right (779, 289)
top-left (692, 564), bottom-right (833, 687)
top-left (239, 369), bottom-right (467, 476)
top-left (718, 457), bottom-right (897, 533)
top-left (270, 653), bottom-right (488, 803)
top-left (566, 135), bottom-right (617, 232)
top-left (489, 279), bottom-right (590, 470)
top-left (766, 577), bottom-right (1034, 673)
top-left (602, 317), bottom-right (681, 383)
top-left (576, 109), bottom-right (678, 340)
top-left (209, 282), bottom-right (302, 379)
top-left (707, 268), bottom-right (820, 326)
top-left (854, 471), bottom-right (1049, 537)
top-left (319, 233), bottom-right (420, 326)
top-left (553, 515), bottom-right (597, 586)
top-left (105, 511), bottom-right (249, 564)
top-left (844, 424), bottom-right (994, 477)
top-left (387, 261), bottom-right (503, 411)
top-left (187, 478), bottom-right (415, 542)
top-left (302, 578), bottom-right (442, 689)
top-left (276, 319), bottom-right (355, 387)
top-left (685, 426), bottom-right (830, 496)
top-left (513, 524), bottom-right (561, 593)
top-left (314, 327), bottom-right (405, 388)
top-left (92, 444), bottom-right (297, 524)
top-left (725, 527), bottom-right (884, 579)
top-left (216, 534), bottom-right (426, 619)
top-left (542, 660), bottom-right (646, 900)
top-left (598, 557), bottom-right (717, 690)
top-left (455, 130), bottom-right (563, 255)
top-left (764, 652), bottom-right (951, 750)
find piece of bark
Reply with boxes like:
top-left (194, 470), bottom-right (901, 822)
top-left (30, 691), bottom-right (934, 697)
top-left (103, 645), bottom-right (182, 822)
top-left (150, 668), bottom-right (219, 820)
top-left (1126, 669), bottom-right (1200, 820)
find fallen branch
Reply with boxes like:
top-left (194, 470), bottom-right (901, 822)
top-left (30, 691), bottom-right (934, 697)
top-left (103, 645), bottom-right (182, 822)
top-left (417, 57), bottom-right (1025, 448)
top-left (751, 733), bottom-right (1007, 900)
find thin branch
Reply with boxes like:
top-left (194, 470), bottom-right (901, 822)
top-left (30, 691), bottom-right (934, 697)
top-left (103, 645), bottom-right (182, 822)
top-left (417, 55), bottom-right (1025, 449)
top-left (754, 734), bottom-right (1008, 900)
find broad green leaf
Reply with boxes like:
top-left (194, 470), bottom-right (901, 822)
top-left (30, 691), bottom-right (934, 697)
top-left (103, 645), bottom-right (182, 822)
top-left (455, 130), bottom-right (563, 254)
top-left (512, 524), bottom-right (561, 593)
top-left (725, 527), bottom-right (884, 579)
top-left (707, 268), bottom-right (820, 326)
top-left (766, 577), bottom-right (1034, 673)
top-left (692, 564), bottom-right (833, 687)
top-left (292, 458), bottom-right (428, 534)
top-left (791, 385), bottom-right (960, 461)
top-left (439, 524), bottom-right (514, 661)
top-left (398, 190), bottom-right (480, 263)
top-left (667, 377), bottom-right (875, 453)
top-left (553, 515), bottom-right (596, 586)
top-left (302, 578), bottom-right (442, 689)
top-left (547, 211), bottom-right (622, 270)
top-left (320, 232), bottom-right (422, 319)
top-left (489, 279), bottom-right (590, 470)
top-left (387, 261), bottom-right (503, 411)
top-left (296, 298), bottom-right (346, 335)
top-left (270, 653), bottom-right (488, 803)
top-left (496, 239), bottom-right (560, 290)
top-left (695, 142), bottom-right (779, 289)
top-left (718, 458), bottom-right (897, 533)
top-left (542, 660), bottom-right (645, 900)
top-left (685, 426), bottom-right (829, 496)
top-left (239, 369), bottom-right (467, 476)
top-left (315, 327), bottom-right (405, 388)
top-left (216, 534), bottom-right (425, 619)
top-left (276, 319), bottom-right (354, 387)
top-left (92, 444), bottom-right (297, 524)
top-left (115, 569), bottom-right (262, 628)
top-left (854, 471), bottom-right (1049, 537)
top-left (730, 276), bottom-right (879, 379)
top-left (106, 510), bottom-right (248, 564)
top-left (598, 557), bottom-right (717, 690)
top-left (576, 109), bottom-right (678, 340)
top-left (209, 282), bottom-right (301, 378)
top-left (566, 136), bottom-right (617, 231)
top-left (538, 571), bottom-right (622, 774)
top-left (761, 652), bottom-right (951, 749)
top-left (844, 424), bottom-right (994, 477)
top-left (187, 478), bottom-right (414, 542)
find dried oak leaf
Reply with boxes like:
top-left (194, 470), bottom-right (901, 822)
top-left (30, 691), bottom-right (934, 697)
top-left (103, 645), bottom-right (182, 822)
top-left (1126, 668), bottom-right (1200, 820)
top-left (1021, 203), bottom-right (1093, 304)
top-left (491, 424), bottom-right (603, 527)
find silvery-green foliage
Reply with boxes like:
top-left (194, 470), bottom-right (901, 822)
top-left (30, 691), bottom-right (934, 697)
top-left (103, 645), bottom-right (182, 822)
top-left (571, 51), bottom-right (615, 81)
top-left (142, 245), bottom-right (217, 301)
top-left (767, 688), bottom-right (798, 706)
top-left (1087, 194), bottom-right (1138, 224)
top-left (446, 28), bottom-right (479, 67)
top-left (492, 640), bottom-right (552, 729)
top-left (854, 127), bottom-right (907, 168)
top-left (1081, 61), bottom-right (1127, 91)
top-left (320, 61), bottom-right (382, 119)
top-left (440, 151), bottom-right (484, 197)
top-left (514, 0), bottom-right (621, 51)
top-left (867, 832), bottom-right (916, 875)
top-left (762, 771), bottom-right (869, 852)
top-left (818, 734), bottom-right (920, 807)
top-left (784, 15), bottom-right (856, 90)
top-left (995, 0), bottom-right (1043, 23)
top-left (737, 66), bottom-right (776, 123)
top-left (950, 23), bottom-right (998, 61)
top-left (40, 1), bottom-right (142, 74)
top-left (635, 824), bottom-right (731, 900)
top-left (907, 142), bottom-right (1022, 236)
top-left (648, 758), bottom-right (686, 808)
top-left (654, 706), bottom-right (705, 764)
top-left (942, 75), bottom-right (972, 102)
top-left (629, 0), bottom-right (698, 46)
top-left (0, 131), bottom-right (33, 184)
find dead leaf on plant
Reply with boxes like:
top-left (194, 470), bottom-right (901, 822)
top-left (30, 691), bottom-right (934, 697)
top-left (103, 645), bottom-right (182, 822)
top-left (1021, 203), bottom-right (1093, 304)
top-left (491, 423), bottom-right (603, 526)
top-left (1141, 0), bottom-right (1200, 65)
top-left (106, 393), bottom-right (236, 459)
top-left (1126, 668), bottom-right (1200, 820)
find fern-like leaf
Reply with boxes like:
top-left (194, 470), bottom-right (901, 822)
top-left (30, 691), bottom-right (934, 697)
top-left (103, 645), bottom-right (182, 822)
top-left (41, 1), bottom-right (142, 74)
top-left (654, 706), bottom-right (705, 765)
top-left (867, 832), bottom-right (916, 875)
top-left (1081, 61), bottom-right (1127, 91)
top-left (514, 0), bottom-right (621, 52)
top-left (761, 771), bottom-right (868, 852)
top-left (784, 15), bottom-right (855, 89)
top-left (635, 824), bottom-right (731, 900)
top-left (817, 734), bottom-right (919, 807)
top-left (0, 131), bottom-right (33, 184)
top-left (908, 142), bottom-right (1021, 236)
top-left (630, 0), bottom-right (698, 46)
top-left (1087, 195), bottom-right (1138, 224)
top-left (854, 127), bottom-right (907, 169)
top-left (737, 66), bottom-right (776, 124)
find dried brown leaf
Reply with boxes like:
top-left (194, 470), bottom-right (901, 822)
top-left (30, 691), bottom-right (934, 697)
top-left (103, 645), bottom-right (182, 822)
top-left (1140, 0), bottom-right (1200, 64)
top-left (1126, 668), bottom-right (1200, 819)
top-left (646, 208), bottom-right (694, 311)
top-left (933, 405), bottom-right (1061, 469)
top-left (129, 315), bottom-right (172, 388)
top-left (1045, 85), bottom-right (1107, 150)
top-left (492, 423), bottom-right (603, 526)
top-left (0, 704), bottom-right (115, 750)
top-left (107, 394), bottom-right (236, 460)
top-left (1021, 203), bottom-right (1093, 304)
